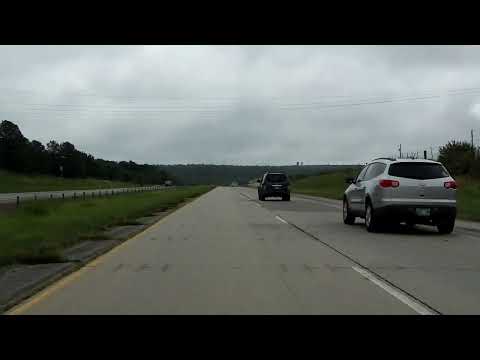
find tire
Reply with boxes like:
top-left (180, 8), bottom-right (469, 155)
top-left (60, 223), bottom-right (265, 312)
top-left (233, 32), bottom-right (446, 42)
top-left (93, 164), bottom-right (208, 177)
top-left (343, 198), bottom-right (355, 225)
top-left (437, 219), bottom-right (455, 234)
top-left (365, 201), bottom-right (379, 232)
top-left (283, 195), bottom-right (291, 201)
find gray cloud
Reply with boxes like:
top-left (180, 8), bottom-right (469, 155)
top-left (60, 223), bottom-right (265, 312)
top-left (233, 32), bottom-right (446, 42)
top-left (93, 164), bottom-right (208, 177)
top-left (1, 45), bottom-right (480, 165)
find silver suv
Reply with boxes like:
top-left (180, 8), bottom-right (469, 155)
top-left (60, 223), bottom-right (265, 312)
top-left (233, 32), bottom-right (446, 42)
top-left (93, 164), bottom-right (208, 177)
top-left (343, 158), bottom-right (457, 234)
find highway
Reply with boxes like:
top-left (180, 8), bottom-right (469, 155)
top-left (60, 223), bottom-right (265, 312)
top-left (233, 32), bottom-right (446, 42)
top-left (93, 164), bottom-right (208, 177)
top-left (0, 185), bottom-right (164, 204)
top-left (8, 186), bottom-right (480, 315)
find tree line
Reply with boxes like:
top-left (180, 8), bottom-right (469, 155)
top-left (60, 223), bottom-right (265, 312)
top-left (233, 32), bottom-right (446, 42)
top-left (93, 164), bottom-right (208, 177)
top-left (0, 120), bottom-right (175, 185)
top-left (438, 140), bottom-right (480, 178)
top-left (156, 164), bottom-right (361, 185)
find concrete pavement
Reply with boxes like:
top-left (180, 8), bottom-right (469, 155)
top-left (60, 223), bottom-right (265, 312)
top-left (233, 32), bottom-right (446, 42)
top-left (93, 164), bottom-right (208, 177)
top-left (8, 186), bottom-right (480, 314)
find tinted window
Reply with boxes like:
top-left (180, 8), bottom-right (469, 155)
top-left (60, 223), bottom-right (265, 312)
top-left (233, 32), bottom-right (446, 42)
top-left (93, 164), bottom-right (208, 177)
top-left (356, 165), bottom-right (370, 182)
top-left (388, 162), bottom-right (450, 180)
top-left (265, 173), bottom-right (287, 183)
top-left (364, 163), bottom-right (386, 181)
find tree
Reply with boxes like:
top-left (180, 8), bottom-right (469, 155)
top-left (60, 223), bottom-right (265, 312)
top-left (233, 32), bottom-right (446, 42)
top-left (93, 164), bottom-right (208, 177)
top-left (438, 140), bottom-right (475, 176)
top-left (46, 140), bottom-right (62, 176)
top-left (58, 142), bottom-right (79, 178)
top-left (0, 120), bottom-right (30, 172)
top-left (28, 140), bottom-right (49, 173)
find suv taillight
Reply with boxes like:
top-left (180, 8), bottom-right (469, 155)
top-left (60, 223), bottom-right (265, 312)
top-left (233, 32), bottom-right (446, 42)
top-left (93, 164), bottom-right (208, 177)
top-left (444, 180), bottom-right (457, 189)
top-left (379, 179), bottom-right (400, 188)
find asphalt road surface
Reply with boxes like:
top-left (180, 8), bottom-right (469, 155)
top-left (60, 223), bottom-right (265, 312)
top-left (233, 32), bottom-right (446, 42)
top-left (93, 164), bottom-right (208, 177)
top-left (9, 186), bottom-right (480, 315)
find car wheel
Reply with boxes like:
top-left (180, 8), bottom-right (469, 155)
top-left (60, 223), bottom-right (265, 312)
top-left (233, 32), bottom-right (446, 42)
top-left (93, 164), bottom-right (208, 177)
top-left (283, 195), bottom-right (290, 201)
top-left (365, 201), bottom-right (378, 232)
top-left (343, 198), bottom-right (355, 225)
top-left (437, 219), bottom-right (455, 234)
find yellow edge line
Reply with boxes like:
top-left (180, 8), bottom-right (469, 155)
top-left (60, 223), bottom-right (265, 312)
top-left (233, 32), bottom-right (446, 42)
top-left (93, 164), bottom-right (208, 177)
top-left (6, 188), bottom-right (213, 315)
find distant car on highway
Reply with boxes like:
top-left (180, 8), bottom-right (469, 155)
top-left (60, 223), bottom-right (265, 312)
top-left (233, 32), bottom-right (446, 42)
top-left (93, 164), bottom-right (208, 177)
top-left (257, 172), bottom-right (291, 201)
top-left (343, 158), bottom-right (457, 233)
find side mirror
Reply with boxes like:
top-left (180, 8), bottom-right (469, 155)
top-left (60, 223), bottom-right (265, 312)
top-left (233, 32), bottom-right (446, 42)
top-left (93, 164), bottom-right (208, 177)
top-left (345, 177), bottom-right (355, 184)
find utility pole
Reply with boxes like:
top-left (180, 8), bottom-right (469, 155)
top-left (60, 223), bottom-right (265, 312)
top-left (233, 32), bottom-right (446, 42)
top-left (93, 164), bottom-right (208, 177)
top-left (398, 144), bottom-right (402, 159)
top-left (472, 129), bottom-right (475, 155)
top-left (430, 147), bottom-right (434, 160)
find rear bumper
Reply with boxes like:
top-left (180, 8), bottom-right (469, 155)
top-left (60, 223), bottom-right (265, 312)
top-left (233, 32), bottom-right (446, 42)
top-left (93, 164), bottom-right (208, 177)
top-left (375, 204), bottom-right (456, 225)
top-left (260, 189), bottom-right (290, 197)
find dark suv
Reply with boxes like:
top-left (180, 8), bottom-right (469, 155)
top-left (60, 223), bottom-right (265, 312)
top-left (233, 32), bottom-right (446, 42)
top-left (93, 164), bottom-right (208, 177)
top-left (257, 172), bottom-right (291, 201)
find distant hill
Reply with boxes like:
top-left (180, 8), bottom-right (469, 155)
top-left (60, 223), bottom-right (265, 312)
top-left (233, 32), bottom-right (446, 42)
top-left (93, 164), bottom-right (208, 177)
top-left (155, 164), bottom-right (362, 186)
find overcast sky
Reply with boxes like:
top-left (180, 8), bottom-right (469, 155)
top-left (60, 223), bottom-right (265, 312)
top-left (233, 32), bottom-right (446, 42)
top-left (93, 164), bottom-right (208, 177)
top-left (1, 45), bottom-right (480, 165)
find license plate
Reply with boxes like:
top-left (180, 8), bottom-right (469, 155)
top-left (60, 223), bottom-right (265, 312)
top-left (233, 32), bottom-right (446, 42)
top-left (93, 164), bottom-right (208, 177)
top-left (416, 208), bottom-right (430, 217)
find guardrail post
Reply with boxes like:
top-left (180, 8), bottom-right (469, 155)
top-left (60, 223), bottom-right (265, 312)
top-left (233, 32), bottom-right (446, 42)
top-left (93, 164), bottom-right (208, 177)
top-left (112, 190), bottom-right (114, 196)
top-left (62, 193), bottom-right (65, 200)
top-left (92, 191), bottom-right (95, 198)
top-left (34, 194), bottom-right (37, 201)
top-left (50, 194), bottom-right (53, 200)
top-left (16, 196), bottom-right (19, 207)
top-left (83, 192), bottom-right (86, 200)
top-left (74, 192), bottom-right (76, 200)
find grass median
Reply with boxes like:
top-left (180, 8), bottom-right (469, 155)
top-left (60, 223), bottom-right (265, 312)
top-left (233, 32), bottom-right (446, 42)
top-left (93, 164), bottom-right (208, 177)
top-left (0, 170), bottom-right (138, 193)
top-left (291, 170), bottom-right (357, 201)
top-left (0, 185), bottom-right (213, 266)
top-left (291, 172), bottom-right (480, 222)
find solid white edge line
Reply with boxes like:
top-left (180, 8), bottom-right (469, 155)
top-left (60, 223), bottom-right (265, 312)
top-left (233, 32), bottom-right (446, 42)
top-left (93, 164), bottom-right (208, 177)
top-left (352, 266), bottom-right (436, 315)
top-left (275, 215), bottom-right (289, 224)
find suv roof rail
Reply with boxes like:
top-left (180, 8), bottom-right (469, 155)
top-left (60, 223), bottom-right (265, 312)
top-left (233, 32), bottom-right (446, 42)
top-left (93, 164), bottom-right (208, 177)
top-left (371, 157), bottom-right (397, 162)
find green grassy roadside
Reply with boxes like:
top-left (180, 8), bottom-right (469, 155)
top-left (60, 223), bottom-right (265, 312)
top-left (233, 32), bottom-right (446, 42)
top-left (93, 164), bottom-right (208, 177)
top-left (0, 185), bottom-right (213, 266)
top-left (291, 170), bottom-right (358, 201)
top-left (456, 177), bottom-right (480, 222)
top-left (0, 170), bottom-right (138, 193)
top-left (291, 172), bottom-right (480, 222)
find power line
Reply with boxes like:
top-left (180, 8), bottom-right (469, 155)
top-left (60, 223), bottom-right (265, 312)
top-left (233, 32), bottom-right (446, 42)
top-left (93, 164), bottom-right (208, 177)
top-left (277, 87), bottom-right (480, 107)
top-left (2, 85), bottom-right (480, 106)
top-left (2, 85), bottom-right (480, 103)
top-left (1, 85), bottom-right (480, 119)
top-left (277, 90), bottom-right (480, 111)
top-left (2, 88), bottom-right (480, 115)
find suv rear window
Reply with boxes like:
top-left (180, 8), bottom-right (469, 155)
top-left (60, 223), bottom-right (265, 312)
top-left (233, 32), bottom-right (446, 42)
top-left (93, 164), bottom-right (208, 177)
top-left (266, 173), bottom-right (287, 183)
top-left (388, 162), bottom-right (450, 180)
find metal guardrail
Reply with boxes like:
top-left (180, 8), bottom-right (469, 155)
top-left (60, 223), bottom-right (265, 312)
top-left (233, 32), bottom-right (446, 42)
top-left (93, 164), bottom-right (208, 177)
top-left (0, 185), bottom-right (168, 207)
